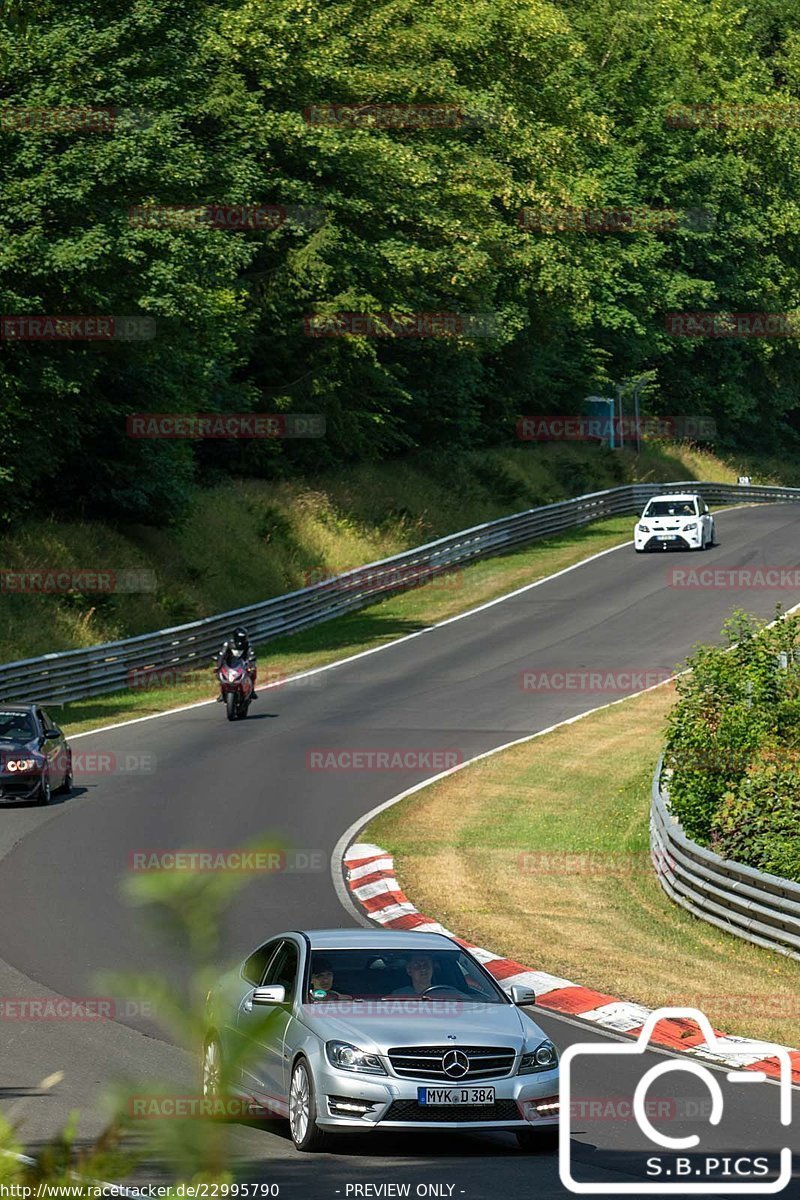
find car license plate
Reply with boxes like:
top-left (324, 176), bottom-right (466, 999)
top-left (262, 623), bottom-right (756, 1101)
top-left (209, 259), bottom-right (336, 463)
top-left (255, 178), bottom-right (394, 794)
top-left (417, 1087), bottom-right (495, 1105)
top-left (659, 535), bottom-right (677, 541)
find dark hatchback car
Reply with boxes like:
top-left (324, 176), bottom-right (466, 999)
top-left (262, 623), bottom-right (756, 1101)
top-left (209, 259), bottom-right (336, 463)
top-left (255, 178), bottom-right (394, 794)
top-left (0, 705), bottom-right (72, 805)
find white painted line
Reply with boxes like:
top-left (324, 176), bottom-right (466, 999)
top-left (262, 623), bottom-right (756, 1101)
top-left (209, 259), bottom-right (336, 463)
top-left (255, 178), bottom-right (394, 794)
top-left (332, 586), bottom-right (800, 928)
top-left (69, 537), bottom-right (637, 740)
top-left (68, 500), bottom-right (751, 742)
top-left (330, 670), bottom-right (680, 926)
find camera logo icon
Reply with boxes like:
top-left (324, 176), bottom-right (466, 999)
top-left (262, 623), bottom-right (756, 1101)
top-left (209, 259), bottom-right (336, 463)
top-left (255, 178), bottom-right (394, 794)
top-left (559, 1007), bottom-right (793, 1194)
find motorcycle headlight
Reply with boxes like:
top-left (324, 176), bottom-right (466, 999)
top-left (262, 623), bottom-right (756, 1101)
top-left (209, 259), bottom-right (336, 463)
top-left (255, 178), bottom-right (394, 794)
top-left (5, 758), bottom-right (38, 773)
top-left (638, 524), bottom-right (650, 533)
top-left (518, 1040), bottom-right (558, 1074)
top-left (326, 1041), bottom-right (387, 1075)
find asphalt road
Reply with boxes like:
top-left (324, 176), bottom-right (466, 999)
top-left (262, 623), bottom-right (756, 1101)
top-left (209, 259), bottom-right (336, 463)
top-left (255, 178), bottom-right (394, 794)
top-left (0, 503), bottom-right (798, 1199)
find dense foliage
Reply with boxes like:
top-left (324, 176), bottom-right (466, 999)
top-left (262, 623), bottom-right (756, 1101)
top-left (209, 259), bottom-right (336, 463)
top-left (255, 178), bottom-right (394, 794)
top-left (2, 0), bottom-right (800, 524)
top-left (663, 610), bottom-right (800, 882)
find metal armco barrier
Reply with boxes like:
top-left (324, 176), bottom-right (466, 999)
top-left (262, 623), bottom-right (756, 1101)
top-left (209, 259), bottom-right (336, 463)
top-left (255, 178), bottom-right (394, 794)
top-left (651, 761), bottom-right (800, 961)
top-left (3, 479), bottom-right (800, 706)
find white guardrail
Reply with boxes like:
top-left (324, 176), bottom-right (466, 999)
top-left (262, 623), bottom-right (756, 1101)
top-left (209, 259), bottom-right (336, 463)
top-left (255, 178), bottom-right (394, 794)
top-left (3, 479), bottom-right (800, 706)
top-left (651, 760), bottom-right (800, 961)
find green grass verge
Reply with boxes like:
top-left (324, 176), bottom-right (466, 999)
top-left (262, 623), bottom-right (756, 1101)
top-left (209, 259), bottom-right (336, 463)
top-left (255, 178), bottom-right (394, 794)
top-left (364, 685), bottom-right (800, 1047)
top-left (1, 439), bottom-right (745, 664)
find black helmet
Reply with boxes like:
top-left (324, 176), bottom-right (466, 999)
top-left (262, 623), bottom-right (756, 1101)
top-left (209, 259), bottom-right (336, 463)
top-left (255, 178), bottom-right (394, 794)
top-left (232, 626), bottom-right (249, 649)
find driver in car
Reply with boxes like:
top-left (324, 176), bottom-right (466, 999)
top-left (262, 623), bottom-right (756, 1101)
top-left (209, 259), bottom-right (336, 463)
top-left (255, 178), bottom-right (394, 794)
top-left (391, 953), bottom-right (436, 996)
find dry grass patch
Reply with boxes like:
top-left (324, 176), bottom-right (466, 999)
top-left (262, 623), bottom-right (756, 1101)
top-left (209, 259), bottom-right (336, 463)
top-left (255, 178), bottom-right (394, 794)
top-left (366, 685), bottom-right (800, 1046)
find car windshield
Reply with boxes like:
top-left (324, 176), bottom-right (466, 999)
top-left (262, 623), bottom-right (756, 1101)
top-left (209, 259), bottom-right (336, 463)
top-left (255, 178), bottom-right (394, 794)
top-left (643, 500), bottom-right (697, 518)
top-left (305, 948), bottom-right (507, 1003)
top-left (0, 711), bottom-right (35, 740)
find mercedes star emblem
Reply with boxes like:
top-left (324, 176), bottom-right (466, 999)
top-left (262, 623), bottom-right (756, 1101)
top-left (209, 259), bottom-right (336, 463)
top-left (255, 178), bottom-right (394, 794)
top-left (442, 1049), bottom-right (470, 1079)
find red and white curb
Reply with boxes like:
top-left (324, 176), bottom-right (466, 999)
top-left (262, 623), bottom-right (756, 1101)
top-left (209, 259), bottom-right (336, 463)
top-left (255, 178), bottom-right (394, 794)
top-left (344, 842), bottom-right (800, 1087)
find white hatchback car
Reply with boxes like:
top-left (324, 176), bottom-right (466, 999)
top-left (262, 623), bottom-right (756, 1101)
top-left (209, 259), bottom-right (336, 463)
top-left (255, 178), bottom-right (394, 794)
top-left (634, 493), bottom-right (715, 552)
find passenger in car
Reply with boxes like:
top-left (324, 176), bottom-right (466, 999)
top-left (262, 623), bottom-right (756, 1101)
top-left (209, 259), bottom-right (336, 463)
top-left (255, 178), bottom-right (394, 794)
top-left (308, 957), bottom-right (350, 1000)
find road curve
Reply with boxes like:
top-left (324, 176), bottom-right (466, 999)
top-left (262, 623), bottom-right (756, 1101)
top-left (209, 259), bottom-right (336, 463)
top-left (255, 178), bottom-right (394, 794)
top-left (0, 503), bottom-right (798, 1198)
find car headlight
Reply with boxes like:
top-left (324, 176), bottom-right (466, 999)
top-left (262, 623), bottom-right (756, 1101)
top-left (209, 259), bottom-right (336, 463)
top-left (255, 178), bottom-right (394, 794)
top-left (518, 1040), bottom-right (558, 1074)
top-left (5, 758), bottom-right (38, 772)
top-left (326, 1041), bottom-right (387, 1075)
top-left (638, 524), bottom-right (650, 533)
top-left (684, 522), bottom-right (697, 531)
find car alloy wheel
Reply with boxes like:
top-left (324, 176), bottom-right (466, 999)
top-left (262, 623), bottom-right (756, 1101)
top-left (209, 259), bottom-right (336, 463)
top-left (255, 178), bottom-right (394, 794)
top-left (289, 1061), bottom-right (310, 1143)
top-left (289, 1059), bottom-right (328, 1152)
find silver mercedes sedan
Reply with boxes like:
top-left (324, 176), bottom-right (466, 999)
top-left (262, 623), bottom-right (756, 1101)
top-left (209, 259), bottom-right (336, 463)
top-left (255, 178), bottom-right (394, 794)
top-left (203, 928), bottom-right (560, 1152)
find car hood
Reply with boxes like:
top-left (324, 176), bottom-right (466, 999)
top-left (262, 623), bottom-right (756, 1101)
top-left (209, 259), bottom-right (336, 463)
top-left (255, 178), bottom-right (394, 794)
top-left (643, 515), bottom-right (696, 525)
top-left (297, 1000), bottom-right (545, 1052)
top-left (0, 737), bottom-right (39, 755)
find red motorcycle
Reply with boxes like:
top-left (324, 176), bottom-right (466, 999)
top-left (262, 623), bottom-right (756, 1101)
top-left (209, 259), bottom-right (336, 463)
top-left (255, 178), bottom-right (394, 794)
top-left (217, 655), bottom-right (254, 721)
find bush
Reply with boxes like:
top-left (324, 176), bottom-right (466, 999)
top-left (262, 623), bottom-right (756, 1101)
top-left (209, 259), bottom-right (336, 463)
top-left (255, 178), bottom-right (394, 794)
top-left (711, 760), bottom-right (800, 881)
top-left (663, 609), bottom-right (800, 881)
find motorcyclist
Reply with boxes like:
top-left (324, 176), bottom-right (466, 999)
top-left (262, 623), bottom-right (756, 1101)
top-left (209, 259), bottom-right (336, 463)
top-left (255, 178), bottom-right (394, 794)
top-left (216, 625), bottom-right (258, 700)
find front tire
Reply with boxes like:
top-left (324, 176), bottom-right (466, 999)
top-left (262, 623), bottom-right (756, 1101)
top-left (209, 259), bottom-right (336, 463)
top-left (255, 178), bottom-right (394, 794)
top-left (289, 1059), bottom-right (329, 1152)
top-left (516, 1127), bottom-right (559, 1153)
top-left (37, 771), bottom-right (51, 806)
top-left (56, 757), bottom-right (73, 794)
top-left (226, 692), bottom-right (237, 722)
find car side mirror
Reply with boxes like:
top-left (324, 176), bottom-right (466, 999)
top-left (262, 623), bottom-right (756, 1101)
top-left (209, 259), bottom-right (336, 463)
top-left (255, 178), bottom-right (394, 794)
top-left (509, 985), bottom-right (536, 1006)
top-left (252, 985), bottom-right (286, 1005)
top-left (45, 729), bottom-right (61, 740)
